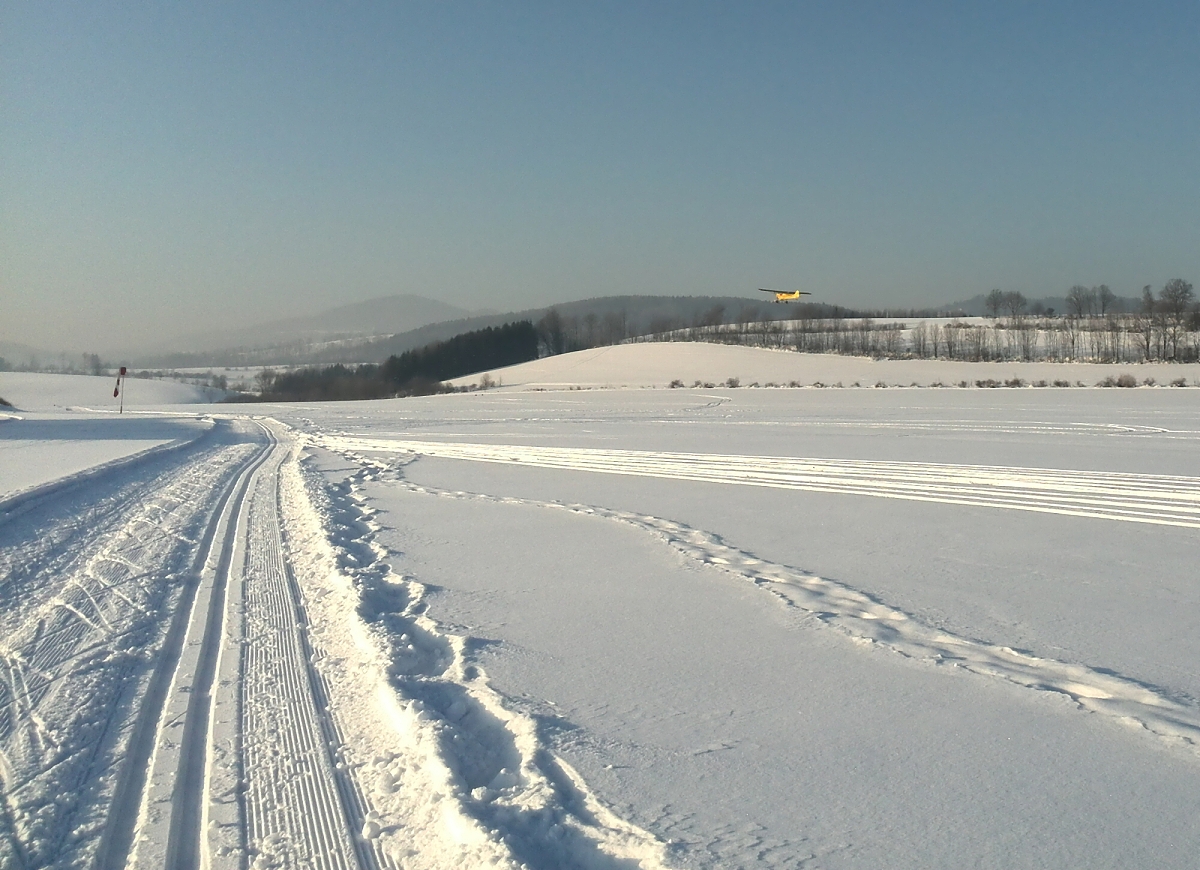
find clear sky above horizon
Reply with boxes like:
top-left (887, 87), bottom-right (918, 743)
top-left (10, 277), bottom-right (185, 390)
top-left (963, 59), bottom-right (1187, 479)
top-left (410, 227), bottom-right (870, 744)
top-left (4, 1), bottom-right (1199, 354)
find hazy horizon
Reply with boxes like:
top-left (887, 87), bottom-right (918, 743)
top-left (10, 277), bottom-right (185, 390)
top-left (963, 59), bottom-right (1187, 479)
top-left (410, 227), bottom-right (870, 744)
top-left (5, 2), bottom-right (1199, 354)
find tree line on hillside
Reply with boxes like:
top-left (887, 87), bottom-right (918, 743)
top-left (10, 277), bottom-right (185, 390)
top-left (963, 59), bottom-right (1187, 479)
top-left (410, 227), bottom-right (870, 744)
top-left (649, 279), bottom-right (1199, 363)
top-left (530, 300), bottom-right (866, 355)
top-left (240, 320), bottom-right (539, 402)
top-left (380, 319), bottom-right (537, 384)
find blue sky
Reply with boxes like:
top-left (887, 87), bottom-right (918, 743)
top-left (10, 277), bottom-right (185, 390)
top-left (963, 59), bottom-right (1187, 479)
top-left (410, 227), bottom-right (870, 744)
top-left (3, 2), bottom-right (1198, 352)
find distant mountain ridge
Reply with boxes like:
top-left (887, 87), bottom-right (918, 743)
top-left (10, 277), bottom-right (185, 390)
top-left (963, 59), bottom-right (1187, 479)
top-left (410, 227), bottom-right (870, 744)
top-left (136, 294), bottom-right (842, 368)
top-left (152, 294), bottom-right (472, 355)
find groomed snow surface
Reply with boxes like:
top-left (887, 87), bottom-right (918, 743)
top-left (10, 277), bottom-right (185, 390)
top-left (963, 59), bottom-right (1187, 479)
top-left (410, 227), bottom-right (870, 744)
top-left (1, 352), bottom-right (1199, 869)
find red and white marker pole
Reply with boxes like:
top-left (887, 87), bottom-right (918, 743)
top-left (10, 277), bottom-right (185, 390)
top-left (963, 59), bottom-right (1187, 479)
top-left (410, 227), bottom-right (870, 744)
top-left (113, 366), bottom-right (127, 414)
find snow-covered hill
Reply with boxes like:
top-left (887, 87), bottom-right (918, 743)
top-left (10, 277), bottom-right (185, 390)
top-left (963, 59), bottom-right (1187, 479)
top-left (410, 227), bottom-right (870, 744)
top-left (450, 341), bottom-right (1200, 390)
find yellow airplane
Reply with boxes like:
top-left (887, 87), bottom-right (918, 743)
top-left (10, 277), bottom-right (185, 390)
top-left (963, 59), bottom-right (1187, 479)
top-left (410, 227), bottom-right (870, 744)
top-left (760, 288), bottom-right (812, 303)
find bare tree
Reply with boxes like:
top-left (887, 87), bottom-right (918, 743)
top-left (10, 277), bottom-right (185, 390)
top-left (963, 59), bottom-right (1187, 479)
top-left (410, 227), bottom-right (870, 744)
top-left (985, 288), bottom-right (1005, 318)
top-left (966, 325), bottom-right (988, 360)
top-left (1062, 317), bottom-right (1079, 360)
top-left (255, 369), bottom-right (277, 394)
top-left (1002, 291), bottom-right (1027, 319)
top-left (1018, 320), bottom-right (1039, 360)
top-left (537, 308), bottom-right (568, 354)
top-left (1095, 284), bottom-right (1116, 316)
top-left (696, 305), bottom-right (725, 329)
top-left (610, 309), bottom-right (629, 342)
top-left (942, 322), bottom-right (960, 358)
top-left (1160, 278), bottom-right (1195, 359)
top-left (1066, 285), bottom-right (1092, 318)
top-left (1137, 286), bottom-right (1157, 360)
top-left (736, 306), bottom-right (758, 334)
top-left (855, 318), bottom-right (875, 356)
top-left (910, 322), bottom-right (929, 358)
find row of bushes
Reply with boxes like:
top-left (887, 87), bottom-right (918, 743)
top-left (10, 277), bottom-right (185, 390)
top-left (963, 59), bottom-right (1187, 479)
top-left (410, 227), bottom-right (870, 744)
top-left (666, 375), bottom-right (1194, 389)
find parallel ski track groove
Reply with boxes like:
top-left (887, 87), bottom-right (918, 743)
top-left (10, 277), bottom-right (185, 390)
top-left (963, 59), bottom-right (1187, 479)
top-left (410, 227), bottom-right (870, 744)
top-left (158, 424), bottom-right (277, 870)
top-left (321, 438), bottom-right (1200, 529)
top-left (275, 472), bottom-right (394, 870)
top-left (240, 426), bottom-right (374, 870)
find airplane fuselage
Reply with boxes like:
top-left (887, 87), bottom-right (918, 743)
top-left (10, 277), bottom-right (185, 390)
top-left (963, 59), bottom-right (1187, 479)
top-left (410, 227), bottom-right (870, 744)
top-left (760, 289), bottom-right (812, 303)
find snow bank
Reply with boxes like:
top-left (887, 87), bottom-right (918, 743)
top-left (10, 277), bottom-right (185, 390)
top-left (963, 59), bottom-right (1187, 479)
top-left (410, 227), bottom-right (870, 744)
top-left (0, 415), bottom-right (215, 502)
top-left (0, 372), bottom-right (224, 412)
top-left (449, 342), bottom-right (1200, 390)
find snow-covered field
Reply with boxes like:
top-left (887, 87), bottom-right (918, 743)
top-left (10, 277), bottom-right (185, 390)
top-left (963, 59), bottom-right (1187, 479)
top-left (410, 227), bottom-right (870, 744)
top-left (1, 359), bottom-right (1198, 869)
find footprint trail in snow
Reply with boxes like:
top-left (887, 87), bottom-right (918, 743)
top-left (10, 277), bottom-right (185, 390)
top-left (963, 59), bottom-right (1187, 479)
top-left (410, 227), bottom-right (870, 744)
top-left (317, 437), bottom-right (1200, 761)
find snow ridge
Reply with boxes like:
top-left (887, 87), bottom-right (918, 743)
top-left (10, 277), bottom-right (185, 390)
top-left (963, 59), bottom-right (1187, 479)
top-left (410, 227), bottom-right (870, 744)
top-left (0, 425), bottom-right (213, 524)
top-left (362, 459), bottom-right (1200, 759)
top-left (288, 446), bottom-right (672, 869)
